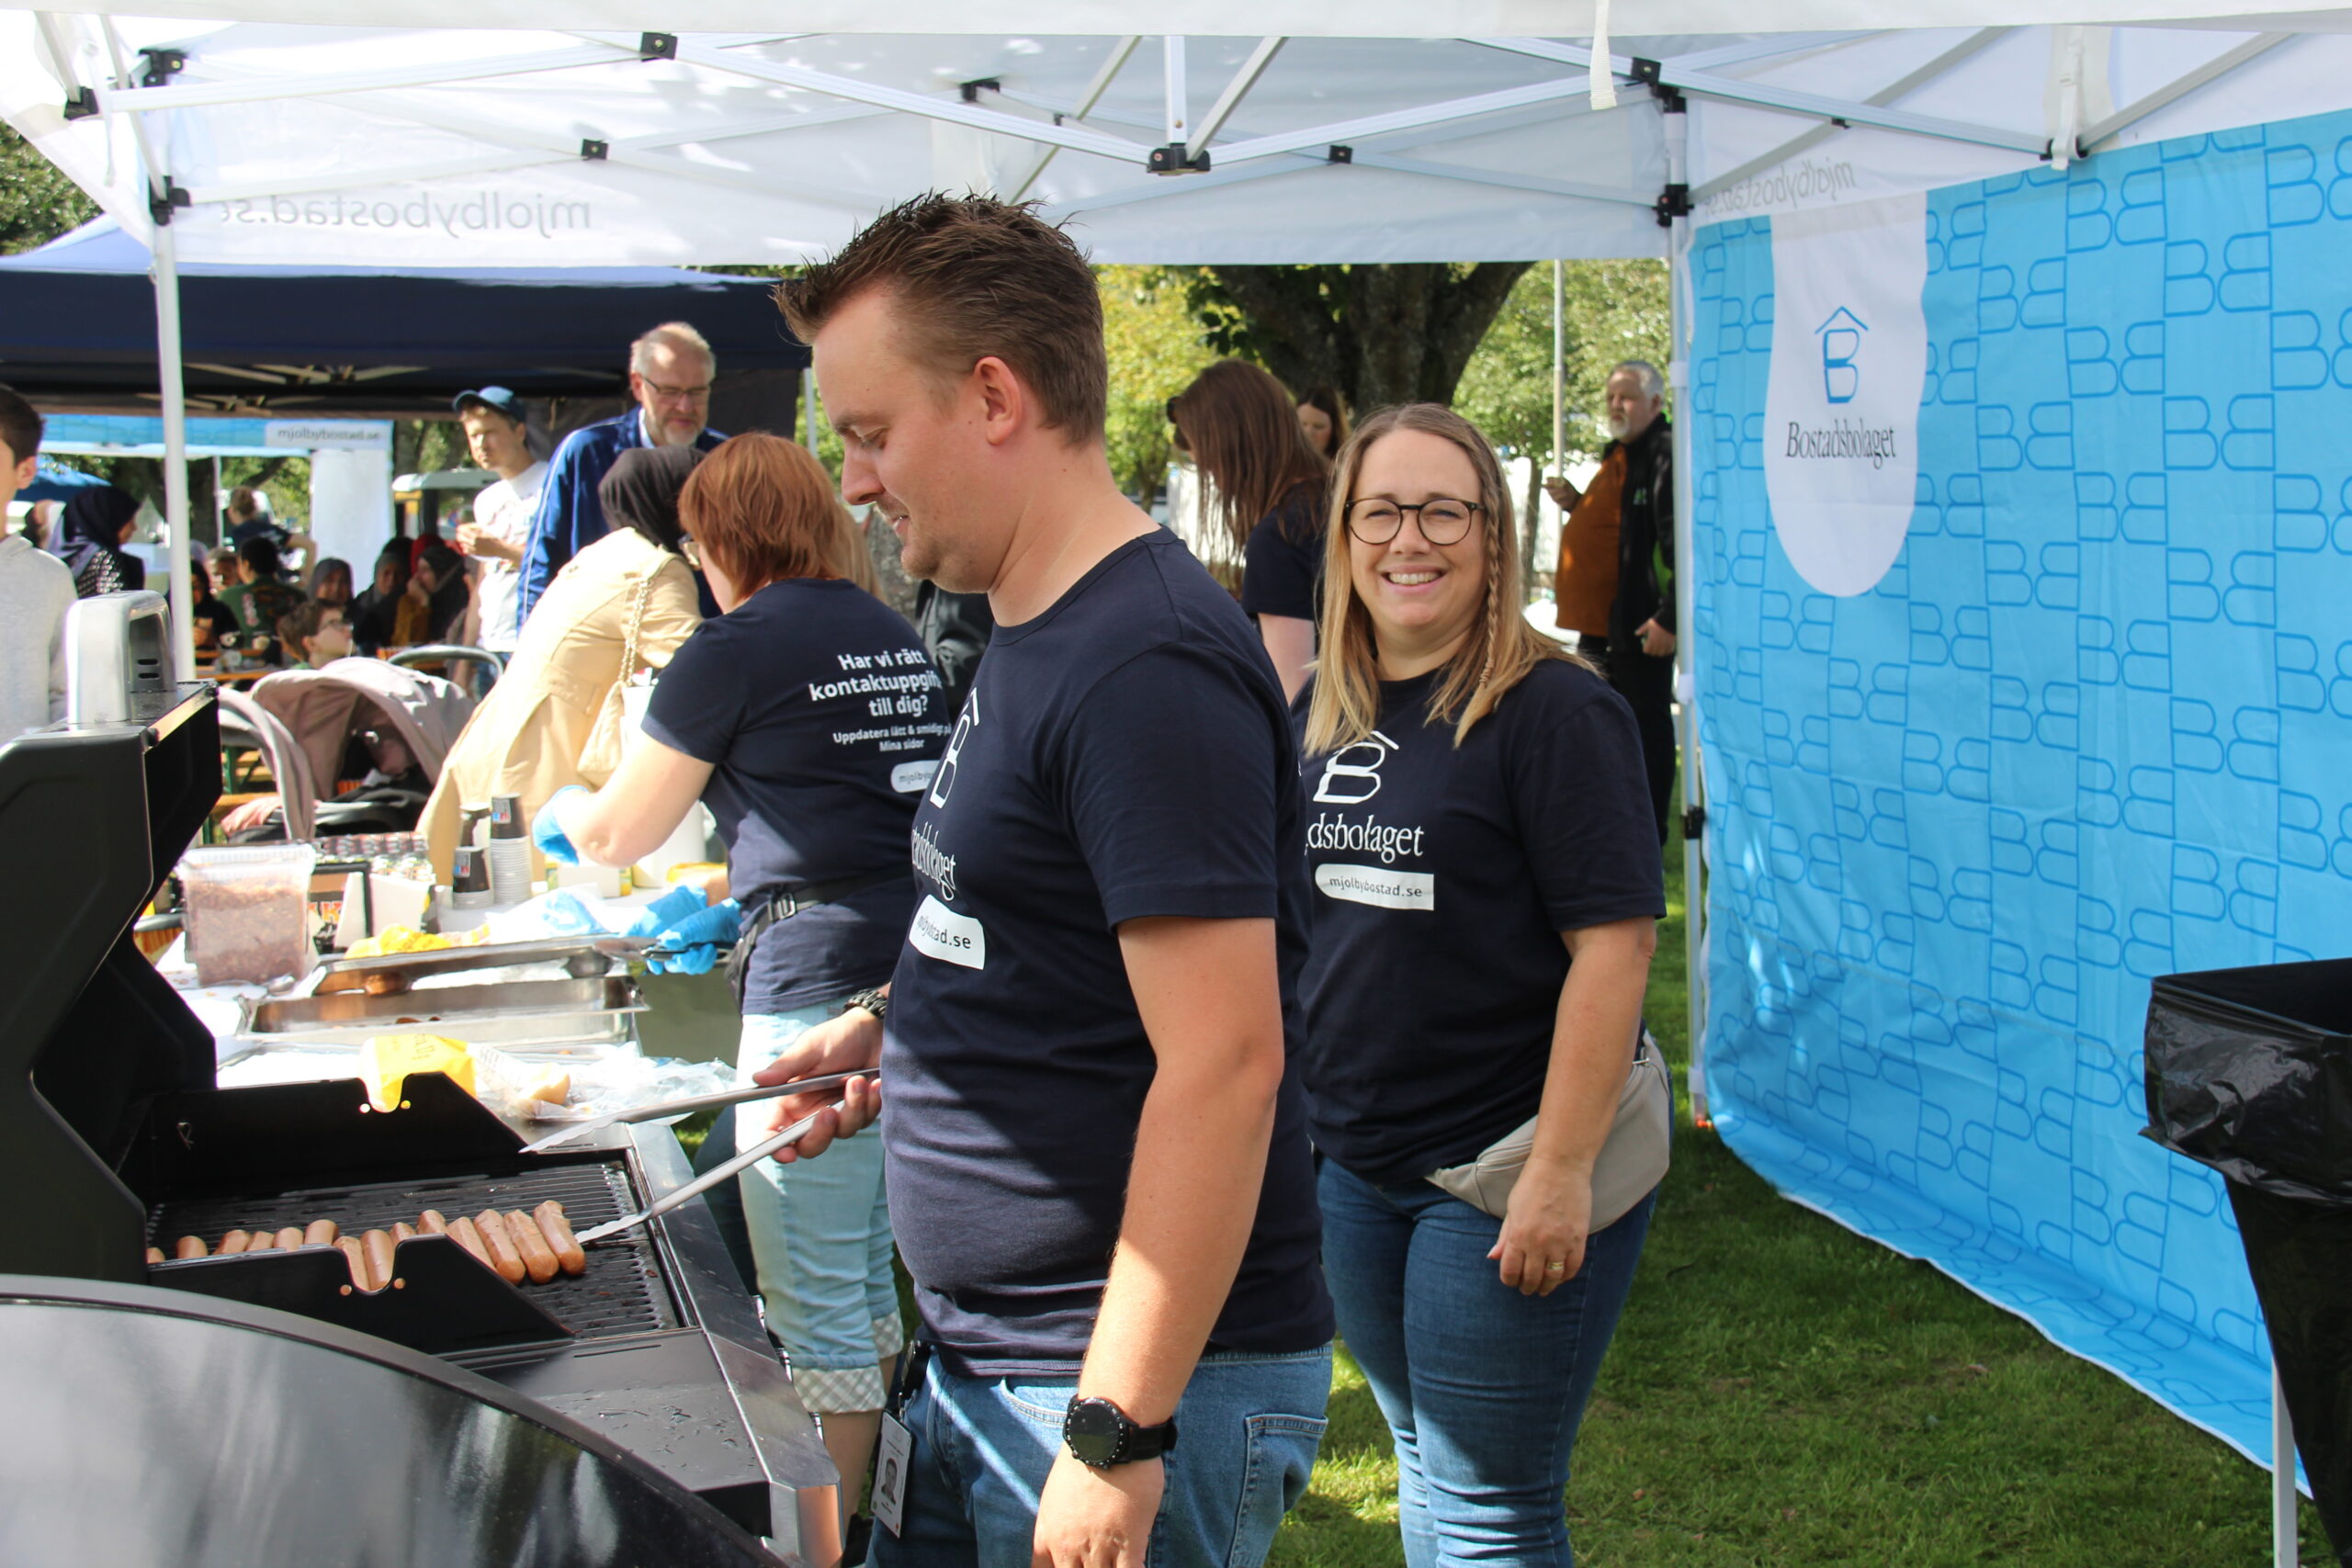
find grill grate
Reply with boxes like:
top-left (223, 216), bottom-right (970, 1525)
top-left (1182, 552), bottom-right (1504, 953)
top-left (147, 1159), bottom-right (678, 1337)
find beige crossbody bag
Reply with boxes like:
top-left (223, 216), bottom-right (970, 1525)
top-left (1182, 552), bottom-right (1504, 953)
top-left (1426, 1029), bottom-right (1671, 1230)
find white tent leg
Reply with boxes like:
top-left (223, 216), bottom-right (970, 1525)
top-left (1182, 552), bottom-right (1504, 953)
top-left (153, 205), bottom-right (196, 683)
top-left (2274, 1360), bottom-right (2299, 1568)
top-left (1663, 96), bottom-right (1709, 1125)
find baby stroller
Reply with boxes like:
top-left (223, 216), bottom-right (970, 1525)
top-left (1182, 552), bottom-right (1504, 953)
top-left (216, 658), bottom-right (475, 842)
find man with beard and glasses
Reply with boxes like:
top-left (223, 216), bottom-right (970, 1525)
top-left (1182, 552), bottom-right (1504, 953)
top-left (517, 322), bottom-right (725, 621)
top-left (744, 195), bottom-right (1333, 1568)
top-left (1544, 360), bottom-right (1677, 844)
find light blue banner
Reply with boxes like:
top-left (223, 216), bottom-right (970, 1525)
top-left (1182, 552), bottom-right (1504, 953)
top-left (1690, 109), bottom-right (2352, 1465)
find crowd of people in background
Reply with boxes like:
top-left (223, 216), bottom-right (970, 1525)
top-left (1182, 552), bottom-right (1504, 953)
top-left (0, 197), bottom-right (1684, 1568)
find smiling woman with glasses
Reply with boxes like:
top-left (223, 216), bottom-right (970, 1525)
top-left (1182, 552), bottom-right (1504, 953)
top-left (1293, 401), bottom-right (1668, 1568)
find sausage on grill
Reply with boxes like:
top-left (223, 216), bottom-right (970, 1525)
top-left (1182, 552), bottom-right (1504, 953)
top-left (506, 1209), bottom-right (558, 1284)
top-left (533, 1201), bottom-right (589, 1277)
top-left (471, 1210), bottom-right (527, 1286)
top-left (362, 1229), bottom-right (398, 1289)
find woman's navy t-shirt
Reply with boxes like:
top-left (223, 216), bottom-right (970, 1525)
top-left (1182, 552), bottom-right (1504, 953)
top-left (643, 577), bottom-right (950, 1013)
top-left (886, 530), bottom-right (1334, 1376)
top-left (1293, 660), bottom-right (1666, 1183)
top-left (1238, 483), bottom-right (1325, 623)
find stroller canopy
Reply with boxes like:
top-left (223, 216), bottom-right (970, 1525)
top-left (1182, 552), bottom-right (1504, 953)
top-left (249, 659), bottom-right (475, 805)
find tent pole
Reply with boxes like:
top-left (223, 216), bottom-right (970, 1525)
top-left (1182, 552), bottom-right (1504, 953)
top-left (2274, 1360), bottom-right (2300, 1567)
top-left (152, 191), bottom-right (197, 683)
top-left (1662, 92), bottom-right (1709, 1126)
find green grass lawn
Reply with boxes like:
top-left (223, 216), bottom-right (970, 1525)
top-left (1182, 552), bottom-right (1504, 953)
top-left (1272, 816), bottom-right (2331, 1566)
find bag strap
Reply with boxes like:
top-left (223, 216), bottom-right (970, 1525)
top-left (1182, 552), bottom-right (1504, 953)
top-left (616, 570), bottom-right (655, 682)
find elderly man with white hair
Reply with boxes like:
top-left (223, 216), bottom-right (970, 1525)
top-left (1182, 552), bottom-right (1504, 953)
top-left (1544, 358), bottom-right (1677, 845)
top-left (516, 321), bottom-right (726, 620)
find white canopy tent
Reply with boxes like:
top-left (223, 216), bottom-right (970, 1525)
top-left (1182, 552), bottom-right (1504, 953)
top-left (4, 6), bottom-right (2344, 1561)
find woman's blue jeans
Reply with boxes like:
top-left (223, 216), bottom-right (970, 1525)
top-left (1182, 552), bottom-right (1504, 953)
top-left (1317, 1158), bottom-right (1657, 1568)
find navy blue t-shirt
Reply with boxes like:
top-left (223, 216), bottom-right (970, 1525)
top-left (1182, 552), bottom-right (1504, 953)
top-left (1294, 660), bottom-right (1666, 1184)
top-left (1238, 483), bottom-right (1324, 623)
top-left (643, 577), bottom-right (950, 1012)
top-left (886, 530), bottom-right (1334, 1376)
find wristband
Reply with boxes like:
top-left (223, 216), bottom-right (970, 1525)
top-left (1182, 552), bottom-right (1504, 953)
top-left (842, 987), bottom-right (889, 1023)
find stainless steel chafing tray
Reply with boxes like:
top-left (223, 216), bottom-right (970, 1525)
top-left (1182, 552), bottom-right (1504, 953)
top-left (240, 976), bottom-right (646, 1040)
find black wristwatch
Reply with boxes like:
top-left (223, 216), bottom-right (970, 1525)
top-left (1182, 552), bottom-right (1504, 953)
top-left (1062, 1395), bottom-right (1178, 1469)
top-left (842, 987), bottom-right (888, 1023)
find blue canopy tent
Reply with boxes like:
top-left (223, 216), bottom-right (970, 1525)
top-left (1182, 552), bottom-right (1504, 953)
top-left (17, 453), bottom-right (109, 503)
top-left (0, 218), bottom-right (808, 420)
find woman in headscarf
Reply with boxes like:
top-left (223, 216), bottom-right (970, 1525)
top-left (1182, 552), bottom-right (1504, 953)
top-left (420, 445), bottom-right (708, 879)
top-left (392, 541), bottom-right (471, 648)
top-left (56, 485), bottom-right (143, 598)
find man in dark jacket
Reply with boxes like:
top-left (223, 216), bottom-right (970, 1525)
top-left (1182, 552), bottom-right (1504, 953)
top-left (1544, 360), bottom-right (1677, 843)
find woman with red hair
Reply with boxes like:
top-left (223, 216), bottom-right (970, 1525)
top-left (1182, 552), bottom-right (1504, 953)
top-left (535, 433), bottom-right (944, 1533)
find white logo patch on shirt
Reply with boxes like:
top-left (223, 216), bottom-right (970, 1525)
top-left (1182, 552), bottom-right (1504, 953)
top-left (892, 760), bottom-right (941, 795)
top-left (1315, 863), bottom-right (1437, 912)
top-left (910, 894), bottom-right (987, 968)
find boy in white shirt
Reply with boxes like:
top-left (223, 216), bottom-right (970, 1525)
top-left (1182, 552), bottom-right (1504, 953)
top-left (450, 387), bottom-right (547, 655)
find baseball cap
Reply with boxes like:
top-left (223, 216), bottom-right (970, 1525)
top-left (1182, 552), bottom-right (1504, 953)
top-left (451, 386), bottom-right (526, 422)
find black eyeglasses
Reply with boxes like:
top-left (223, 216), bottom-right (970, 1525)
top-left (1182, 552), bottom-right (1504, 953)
top-left (1165, 396), bottom-right (1182, 423)
top-left (1345, 496), bottom-right (1482, 546)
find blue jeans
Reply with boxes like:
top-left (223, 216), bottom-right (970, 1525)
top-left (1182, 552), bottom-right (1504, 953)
top-left (1318, 1160), bottom-right (1657, 1568)
top-left (738, 1005), bottom-right (900, 1415)
top-left (873, 1345), bottom-right (1334, 1568)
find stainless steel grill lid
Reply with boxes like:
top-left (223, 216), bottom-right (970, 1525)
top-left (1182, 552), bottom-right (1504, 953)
top-left (0, 1276), bottom-right (786, 1568)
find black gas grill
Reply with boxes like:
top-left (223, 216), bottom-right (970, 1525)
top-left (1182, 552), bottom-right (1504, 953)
top-left (0, 681), bottom-right (835, 1564)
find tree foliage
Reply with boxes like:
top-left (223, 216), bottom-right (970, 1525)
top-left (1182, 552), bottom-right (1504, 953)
top-left (1451, 258), bottom-right (1673, 472)
top-left (1100, 265), bottom-right (1218, 502)
top-left (1180, 262), bottom-right (1535, 418)
top-left (0, 123), bottom-right (96, 256)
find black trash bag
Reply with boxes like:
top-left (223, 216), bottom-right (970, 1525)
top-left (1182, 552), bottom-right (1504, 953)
top-left (2145, 959), bottom-right (2352, 1565)
top-left (2143, 958), bottom-right (2352, 1204)
top-left (2226, 1184), bottom-right (2352, 1564)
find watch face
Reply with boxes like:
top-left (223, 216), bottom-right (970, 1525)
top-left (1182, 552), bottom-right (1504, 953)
top-left (1063, 1398), bottom-right (1127, 1466)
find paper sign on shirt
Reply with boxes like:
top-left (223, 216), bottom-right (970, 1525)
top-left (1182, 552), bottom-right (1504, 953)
top-left (1763, 191), bottom-right (1928, 597)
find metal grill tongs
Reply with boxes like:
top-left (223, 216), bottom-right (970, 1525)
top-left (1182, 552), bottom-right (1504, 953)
top-left (571, 1082), bottom-right (872, 1246)
top-left (519, 1071), bottom-right (864, 1155)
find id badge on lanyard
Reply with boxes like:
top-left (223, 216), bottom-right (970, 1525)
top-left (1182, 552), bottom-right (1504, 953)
top-left (873, 1341), bottom-right (930, 1539)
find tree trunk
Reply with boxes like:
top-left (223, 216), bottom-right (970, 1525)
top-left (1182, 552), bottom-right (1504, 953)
top-left (1191, 262), bottom-right (1537, 419)
top-left (1522, 453), bottom-right (1545, 600)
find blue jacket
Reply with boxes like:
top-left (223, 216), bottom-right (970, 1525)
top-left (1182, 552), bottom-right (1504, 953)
top-left (517, 411), bottom-right (725, 619)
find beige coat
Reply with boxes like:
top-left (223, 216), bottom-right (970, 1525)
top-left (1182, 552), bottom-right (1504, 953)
top-left (423, 527), bottom-right (700, 878)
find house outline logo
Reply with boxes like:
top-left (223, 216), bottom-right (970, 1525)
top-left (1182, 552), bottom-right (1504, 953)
top-left (1816, 306), bottom-right (1868, 404)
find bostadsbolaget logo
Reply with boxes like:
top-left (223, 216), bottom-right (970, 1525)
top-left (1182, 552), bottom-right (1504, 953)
top-left (1306, 734), bottom-right (1435, 912)
top-left (1764, 192), bottom-right (1928, 597)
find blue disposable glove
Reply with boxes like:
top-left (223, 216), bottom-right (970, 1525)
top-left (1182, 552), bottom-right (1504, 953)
top-left (531, 786), bottom-right (588, 865)
top-left (626, 882), bottom-right (708, 938)
top-left (647, 897), bottom-right (742, 976)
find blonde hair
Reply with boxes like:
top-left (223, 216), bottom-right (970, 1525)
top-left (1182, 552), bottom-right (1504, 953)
top-left (1303, 403), bottom-right (1581, 753)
